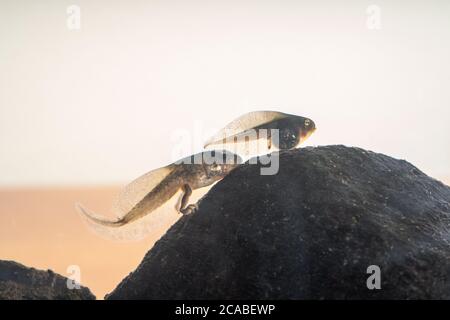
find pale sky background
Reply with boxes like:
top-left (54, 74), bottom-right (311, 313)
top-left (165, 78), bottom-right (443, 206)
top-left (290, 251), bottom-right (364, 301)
top-left (1, 0), bottom-right (449, 186)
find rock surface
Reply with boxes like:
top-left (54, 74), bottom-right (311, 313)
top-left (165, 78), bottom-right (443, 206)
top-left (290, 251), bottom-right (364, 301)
top-left (107, 145), bottom-right (450, 299)
top-left (0, 260), bottom-right (95, 300)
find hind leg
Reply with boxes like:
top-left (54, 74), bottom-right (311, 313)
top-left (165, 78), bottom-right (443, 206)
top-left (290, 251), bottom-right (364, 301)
top-left (179, 184), bottom-right (198, 215)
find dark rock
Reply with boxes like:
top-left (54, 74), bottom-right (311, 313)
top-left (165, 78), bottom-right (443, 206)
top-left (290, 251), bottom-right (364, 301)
top-left (107, 145), bottom-right (450, 299)
top-left (0, 260), bottom-right (95, 300)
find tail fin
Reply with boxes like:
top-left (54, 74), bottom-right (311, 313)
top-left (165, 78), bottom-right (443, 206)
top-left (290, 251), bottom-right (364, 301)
top-left (75, 203), bottom-right (125, 228)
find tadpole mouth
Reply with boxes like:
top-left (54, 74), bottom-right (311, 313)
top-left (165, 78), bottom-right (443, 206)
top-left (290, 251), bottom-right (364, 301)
top-left (300, 126), bottom-right (316, 143)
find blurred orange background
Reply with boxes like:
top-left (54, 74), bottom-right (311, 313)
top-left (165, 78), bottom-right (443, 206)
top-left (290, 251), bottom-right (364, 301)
top-left (0, 187), bottom-right (160, 299)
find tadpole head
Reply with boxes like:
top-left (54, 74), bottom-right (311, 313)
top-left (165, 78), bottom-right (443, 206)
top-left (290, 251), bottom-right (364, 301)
top-left (272, 116), bottom-right (316, 150)
top-left (300, 117), bottom-right (316, 143)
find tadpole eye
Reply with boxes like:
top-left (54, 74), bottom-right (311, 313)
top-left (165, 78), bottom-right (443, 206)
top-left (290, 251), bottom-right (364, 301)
top-left (304, 119), bottom-right (311, 127)
top-left (273, 128), bottom-right (300, 150)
